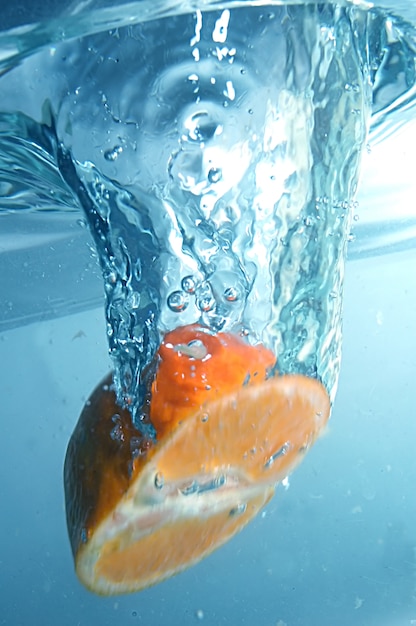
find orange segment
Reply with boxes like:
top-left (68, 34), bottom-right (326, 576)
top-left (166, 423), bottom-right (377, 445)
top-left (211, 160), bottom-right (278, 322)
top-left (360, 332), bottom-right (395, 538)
top-left (64, 325), bottom-right (330, 596)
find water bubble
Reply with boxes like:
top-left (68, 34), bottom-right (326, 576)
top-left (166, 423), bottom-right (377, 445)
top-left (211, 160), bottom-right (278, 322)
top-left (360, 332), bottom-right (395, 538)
top-left (154, 472), bottom-right (164, 490)
top-left (110, 414), bottom-right (124, 442)
top-left (196, 295), bottom-right (215, 312)
top-left (134, 259), bottom-right (142, 281)
top-left (264, 442), bottom-right (292, 469)
top-left (167, 290), bottom-right (189, 312)
top-left (207, 167), bottom-right (222, 183)
top-left (105, 269), bottom-right (117, 284)
top-left (229, 503), bottom-right (247, 517)
top-left (185, 111), bottom-right (220, 143)
top-left (182, 339), bottom-right (208, 359)
top-left (104, 145), bottom-right (123, 161)
top-left (127, 291), bottom-right (140, 309)
top-left (181, 275), bottom-right (197, 294)
top-left (195, 282), bottom-right (215, 312)
top-left (223, 286), bottom-right (238, 302)
top-left (195, 609), bottom-right (204, 620)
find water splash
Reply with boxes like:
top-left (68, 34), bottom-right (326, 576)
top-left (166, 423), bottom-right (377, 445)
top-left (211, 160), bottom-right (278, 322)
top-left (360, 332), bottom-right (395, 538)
top-left (1, 2), bottom-right (416, 417)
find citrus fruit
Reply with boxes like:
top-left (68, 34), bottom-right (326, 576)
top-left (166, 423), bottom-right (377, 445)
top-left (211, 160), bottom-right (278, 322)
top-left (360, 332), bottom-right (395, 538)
top-left (64, 325), bottom-right (330, 595)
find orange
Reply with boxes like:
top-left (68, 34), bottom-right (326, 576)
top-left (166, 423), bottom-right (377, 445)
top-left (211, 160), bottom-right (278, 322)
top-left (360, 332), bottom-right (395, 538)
top-left (150, 324), bottom-right (276, 437)
top-left (64, 325), bottom-right (330, 595)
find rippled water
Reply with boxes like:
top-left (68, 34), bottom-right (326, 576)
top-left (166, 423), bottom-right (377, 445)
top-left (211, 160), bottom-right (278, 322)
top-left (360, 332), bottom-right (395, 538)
top-left (1, 1), bottom-right (416, 418)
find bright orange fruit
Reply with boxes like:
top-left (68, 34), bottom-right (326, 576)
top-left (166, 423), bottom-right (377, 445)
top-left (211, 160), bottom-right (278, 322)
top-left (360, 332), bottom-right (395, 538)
top-left (64, 324), bottom-right (330, 595)
top-left (150, 324), bottom-right (276, 437)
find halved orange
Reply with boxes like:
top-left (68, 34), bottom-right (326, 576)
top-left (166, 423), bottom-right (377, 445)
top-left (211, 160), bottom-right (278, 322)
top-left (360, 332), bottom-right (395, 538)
top-left (64, 325), bottom-right (330, 595)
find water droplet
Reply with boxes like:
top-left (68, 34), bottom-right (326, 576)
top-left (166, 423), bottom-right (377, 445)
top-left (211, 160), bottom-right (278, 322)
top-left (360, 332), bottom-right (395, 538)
top-left (104, 145), bottom-right (123, 161)
top-left (167, 290), bottom-right (189, 312)
top-left (154, 472), bottom-right (164, 489)
top-left (181, 275), bottom-right (197, 294)
top-left (223, 286), bottom-right (238, 302)
top-left (201, 413), bottom-right (209, 423)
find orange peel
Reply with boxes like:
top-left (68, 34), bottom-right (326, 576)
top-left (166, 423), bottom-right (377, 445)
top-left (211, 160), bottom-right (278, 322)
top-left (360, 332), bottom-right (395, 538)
top-left (64, 324), bottom-right (330, 595)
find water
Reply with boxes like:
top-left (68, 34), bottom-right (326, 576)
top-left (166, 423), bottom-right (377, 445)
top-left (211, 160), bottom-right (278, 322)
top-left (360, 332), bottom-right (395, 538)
top-left (2, 2), bottom-right (410, 413)
top-left (1, 0), bottom-right (416, 621)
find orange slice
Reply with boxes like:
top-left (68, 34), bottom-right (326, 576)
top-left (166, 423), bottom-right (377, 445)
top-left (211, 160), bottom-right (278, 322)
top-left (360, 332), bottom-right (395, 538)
top-left (64, 325), bottom-right (330, 595)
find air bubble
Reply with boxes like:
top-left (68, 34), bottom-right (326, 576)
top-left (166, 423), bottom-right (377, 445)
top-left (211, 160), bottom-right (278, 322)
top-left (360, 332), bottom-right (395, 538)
top-left (134, 259), bottom-right (142, 281)
top-left (167, 290), bottom-right (189, 312)
top-left (154, 472), bottom-right (164, 489)
top-left (127, 291), bottom-right (140, 309)
top-left (223, 286), bottom-right (238, 302)
top-left (264, 442), bottom-right (292, 469)
top-left (197, 295), bottom-right (215, 312)
top-left (104, 145), bottom-right (123, 161)
top-left (208, 168), bottom-right (222, 184)
top-left (196, 282), bottom-right (215, 312)
top-left (229, 503), bottom-right (247, 517)
top-left (184, 339), bottom-right (208, 359)
top-left (181, 275), bottom-right (197, 294)
top-left (110, 414), bottom-right (124, 442)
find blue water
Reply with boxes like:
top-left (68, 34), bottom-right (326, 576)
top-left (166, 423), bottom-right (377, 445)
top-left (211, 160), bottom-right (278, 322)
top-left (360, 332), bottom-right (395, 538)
top-left (1, 1), bottom-right (416, 623)
top-left (1, 247), bottom-right (415, 625)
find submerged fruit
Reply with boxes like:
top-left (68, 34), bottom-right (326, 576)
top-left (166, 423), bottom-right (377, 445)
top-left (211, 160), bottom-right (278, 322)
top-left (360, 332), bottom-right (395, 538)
top-left (64, 325), bottom-right (330, 595)
top-left (150, 324), bottom-right (276, 437)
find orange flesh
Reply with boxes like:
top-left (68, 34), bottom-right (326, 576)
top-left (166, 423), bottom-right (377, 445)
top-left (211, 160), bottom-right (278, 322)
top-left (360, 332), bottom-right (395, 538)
top-left (64, 324), bottom-right (330, 595)
top-left (150, 324), bottom-right (276, 437)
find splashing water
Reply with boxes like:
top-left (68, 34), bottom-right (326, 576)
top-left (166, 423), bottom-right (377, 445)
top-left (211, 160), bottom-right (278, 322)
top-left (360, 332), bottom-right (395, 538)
top-left (1, 3), bottom-right (416, 421)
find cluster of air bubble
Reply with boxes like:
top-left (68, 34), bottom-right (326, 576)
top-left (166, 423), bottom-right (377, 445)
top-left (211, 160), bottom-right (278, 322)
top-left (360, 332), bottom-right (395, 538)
top-left (167, 273), bottom-right (241, 328)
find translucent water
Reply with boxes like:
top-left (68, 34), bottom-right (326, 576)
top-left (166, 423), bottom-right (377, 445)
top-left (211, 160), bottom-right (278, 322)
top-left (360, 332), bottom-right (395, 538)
top-left (3, 2), bottom-right (416, 420)
top-left (1, 0), bottom-right (416, 621)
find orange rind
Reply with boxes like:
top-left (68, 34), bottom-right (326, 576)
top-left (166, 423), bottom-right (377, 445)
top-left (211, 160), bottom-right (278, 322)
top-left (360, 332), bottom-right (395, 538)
top-left (64, 324), bottom-right (330, 595)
